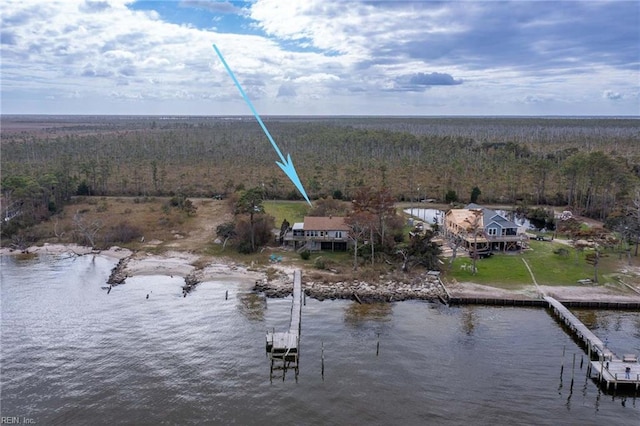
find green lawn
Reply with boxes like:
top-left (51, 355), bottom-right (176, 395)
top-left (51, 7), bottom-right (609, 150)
top-left (523, 241), bottom-right (597, 285)
top-left (447, 255), bottom-right (531, 289)
top-left (263, 200), bottom-right (310, 227)
top-left (446, 240), bottom-right (618, 289)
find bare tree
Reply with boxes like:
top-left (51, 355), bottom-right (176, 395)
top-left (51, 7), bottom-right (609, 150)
top-left (346, 211), bottom-right (373, 271)
top-left (466, 209), bottom-right (484, 275)
top-left (448, 235), bottom-right (464, 270)
top-left (73, 210), bottom-right (102, 248)
top-left (351, 186), bottom-right (398, 264)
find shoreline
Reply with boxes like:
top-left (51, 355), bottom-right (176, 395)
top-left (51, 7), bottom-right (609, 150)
top-left (3, 243), bottom-right (640, 304)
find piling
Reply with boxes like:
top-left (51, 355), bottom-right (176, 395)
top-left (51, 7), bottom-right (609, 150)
top-left (321, 340), bottom-right (325, 380)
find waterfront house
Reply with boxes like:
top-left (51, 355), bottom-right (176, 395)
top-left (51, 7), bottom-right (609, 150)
top-left (444, 203), bottom-right (526, 252)
top-left (283, 216), bottom-right (350, 251)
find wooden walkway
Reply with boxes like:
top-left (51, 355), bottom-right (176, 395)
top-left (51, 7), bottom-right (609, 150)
top-left (545, 296), bottom-right (640, 391)
top-left (265, 270), bottom-right (302, 379)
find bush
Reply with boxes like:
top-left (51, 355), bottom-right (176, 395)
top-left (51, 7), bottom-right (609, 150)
top-left (553, 248), bottom-right (569, 257)
top-left (103, 221), bottom-right (143, 245)
top-left (445, 190), bottom-right (458, 203)
top-left (314, 256), bottom-right (326, 269)
top-left (233, 214), bottom-right (275, 253)
top-left (300, 250), bottom-right (311, 260)
top-left (77, 181), bottom-right (92, 196)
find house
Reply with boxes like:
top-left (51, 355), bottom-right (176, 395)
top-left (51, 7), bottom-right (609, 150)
top-left (444, 203), bottom-right (526, 252)
top-left (283, 216), bottom-right (350, 251)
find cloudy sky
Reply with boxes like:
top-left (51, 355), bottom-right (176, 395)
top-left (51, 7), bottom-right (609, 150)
top-left (1, 0), bottom-right (638, 116)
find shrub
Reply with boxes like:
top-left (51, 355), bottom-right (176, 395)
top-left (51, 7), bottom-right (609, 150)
top-left (554, 248), bottom-right (569, 257)
top-left (103, 221), bottom-right (143, 245)
top-left (314, 256), bottom-right (326, 269)
top-left (300, 250), bottom-right (311, 260)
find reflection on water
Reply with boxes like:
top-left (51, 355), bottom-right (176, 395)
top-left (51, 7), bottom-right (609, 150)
top-left (461, 307), bottom-right (477, 336)
top-left (343, 301), bottom-right (393, 326)
top-left (573, 309), bottom-right (640, 354)
top-left (236, 292), bottom-right (267, 322)
top-left (1, 254), bottom-right (639, 425)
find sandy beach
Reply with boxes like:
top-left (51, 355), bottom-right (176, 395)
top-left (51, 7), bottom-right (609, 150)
top-left (4, 243), bottom-right (640, 303)
top-left (445, 280), bottom-right (640, 303)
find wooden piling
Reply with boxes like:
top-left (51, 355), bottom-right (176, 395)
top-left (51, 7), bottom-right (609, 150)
top-left (321, 340), bottom-right (325, 380)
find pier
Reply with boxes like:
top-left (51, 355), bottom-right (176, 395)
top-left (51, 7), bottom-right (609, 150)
top-left (440, 280), bottom-right (639, 392)
top-left (265, 270), bottom-right (303, 379)
top-left (545, 296), bottom-right (640, 392)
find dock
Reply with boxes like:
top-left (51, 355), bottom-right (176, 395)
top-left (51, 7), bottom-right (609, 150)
top-left (265, 270), bottom-right (303, 379)
top-left (545, 296), bottom-right (640, 392)
top-left (441, 278), bottom-right (639, 392)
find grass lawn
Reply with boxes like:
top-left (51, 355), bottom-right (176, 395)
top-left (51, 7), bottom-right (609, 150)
top-left (523, 240), bottom-right (607, 286)
top-left (446, 255), bottom-right (531, 289)
top-left (263, 200), bottom-right (310, 227)
top-left (445, 240), bottom-right (619, 289)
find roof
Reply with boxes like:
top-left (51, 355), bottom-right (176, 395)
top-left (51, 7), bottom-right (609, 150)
top-left (303, 216), bottom-right (349, 231)
top-left (292, 222), bottom-right (304, 230)
top-left (446, 209), bottom-right (483, 231)
top-left (465, 203), bottom-right (518, 229)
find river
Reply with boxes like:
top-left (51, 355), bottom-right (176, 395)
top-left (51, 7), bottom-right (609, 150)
top-left (1, 254), bottom-right (638, 425)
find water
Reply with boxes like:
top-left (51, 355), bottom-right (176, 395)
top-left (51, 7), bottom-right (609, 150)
top-left (404, 208), bottom-right (443, 225)
top-left (1, 254), bottom-right (639, 425)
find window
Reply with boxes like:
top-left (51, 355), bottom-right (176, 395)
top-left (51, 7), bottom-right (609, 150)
top-left (488, 228), bottom-right (497, 236)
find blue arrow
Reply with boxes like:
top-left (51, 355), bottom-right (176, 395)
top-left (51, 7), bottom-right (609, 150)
top-left (212, 44), bottom-right (311, 205)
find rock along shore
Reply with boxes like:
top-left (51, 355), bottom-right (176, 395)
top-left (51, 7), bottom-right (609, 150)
top-left (254, 272), bottom-right (446, 303)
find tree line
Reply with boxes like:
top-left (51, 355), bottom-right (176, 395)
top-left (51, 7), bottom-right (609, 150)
top-left (2, 116), bottom-right (639, 238)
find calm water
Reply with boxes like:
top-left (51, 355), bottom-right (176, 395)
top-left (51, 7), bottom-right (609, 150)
top-left (1, 254), bottom-right (639, 425)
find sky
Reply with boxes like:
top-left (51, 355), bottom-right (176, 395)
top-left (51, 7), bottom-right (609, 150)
top-left (1, 0), bottom-right (639, 116)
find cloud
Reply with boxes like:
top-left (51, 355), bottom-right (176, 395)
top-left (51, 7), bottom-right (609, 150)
top-left (523, 95), bottom-right (550, 104)
top-left (0, 0), bottom-right (637, 116)
top-left (180, 0), bottom-right (243, 15)
top-left (392, 72), bottom-right (462, 91)
top-left (603, 90), bottom-right (622, 100)
top-left (408, 72), bottom-right (462, 86)
top-left (80, 1), bottom-right (111, 13)
top-left (277, 83), bottom-right (296, 97)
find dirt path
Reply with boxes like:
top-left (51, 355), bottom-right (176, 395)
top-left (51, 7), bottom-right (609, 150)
top-left (157, 199), bottom-right (233, 252)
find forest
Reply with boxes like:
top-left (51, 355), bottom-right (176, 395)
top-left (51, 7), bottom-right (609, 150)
top-left (1, 115), bottom-right (639, 238)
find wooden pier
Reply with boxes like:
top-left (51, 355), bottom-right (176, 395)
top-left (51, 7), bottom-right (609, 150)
top-left (265, 270), bottom-right (302, 379)
top-left (545, 296), bottom-right (640, 392)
